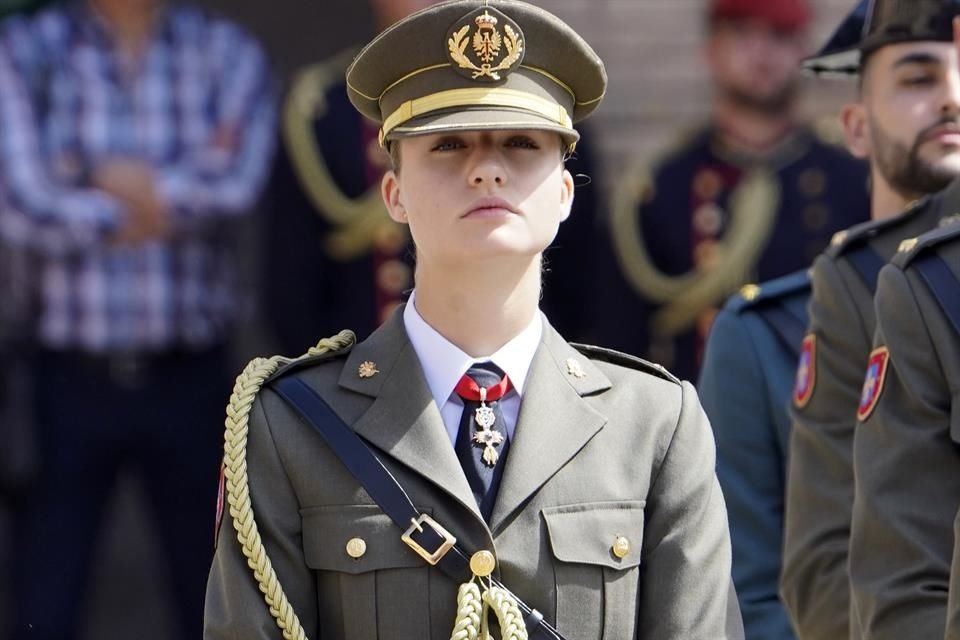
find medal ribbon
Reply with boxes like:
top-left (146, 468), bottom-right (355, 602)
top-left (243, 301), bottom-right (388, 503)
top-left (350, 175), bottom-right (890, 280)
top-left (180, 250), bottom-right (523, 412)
top-left (454, 372), bottom-right (512, 402)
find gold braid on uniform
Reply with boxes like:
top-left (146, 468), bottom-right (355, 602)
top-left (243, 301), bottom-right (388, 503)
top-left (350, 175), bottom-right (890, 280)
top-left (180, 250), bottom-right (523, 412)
top-left (609, 163), bottom-right (779, 338)
top-left (449, 580), bottom-right (528, 640)
top-left (223, 330), bottom-right (356, 640)
top-left (282, 49), bottom-right (408, 261)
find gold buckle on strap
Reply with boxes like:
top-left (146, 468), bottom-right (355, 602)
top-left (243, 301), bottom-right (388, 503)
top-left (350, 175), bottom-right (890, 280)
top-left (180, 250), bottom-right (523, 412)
top-left (402, 514), bottom-right (457, 565)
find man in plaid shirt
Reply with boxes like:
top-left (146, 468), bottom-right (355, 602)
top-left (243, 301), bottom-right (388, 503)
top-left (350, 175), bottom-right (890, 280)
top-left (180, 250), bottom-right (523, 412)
top-left (0, 0), bottom-right (276, 636)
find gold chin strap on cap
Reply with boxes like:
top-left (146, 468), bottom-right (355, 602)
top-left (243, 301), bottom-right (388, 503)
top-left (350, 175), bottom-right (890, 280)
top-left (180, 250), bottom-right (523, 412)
top-left (223, 330), bottom-right (357, 640)
top-left (379, 87), bottom-right (573, 146)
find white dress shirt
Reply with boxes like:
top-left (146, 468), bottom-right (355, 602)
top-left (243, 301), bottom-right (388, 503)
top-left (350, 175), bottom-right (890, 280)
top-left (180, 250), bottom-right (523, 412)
top-left (403, 291), bottom-right (542, 445)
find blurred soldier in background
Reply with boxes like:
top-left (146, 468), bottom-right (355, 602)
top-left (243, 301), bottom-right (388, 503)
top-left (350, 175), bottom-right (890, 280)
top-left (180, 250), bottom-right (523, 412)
top-left (781, 1), bottom-right (960, 637)
top-left (261, 0), bottom-right (432, 352)
top-left (596, 0), bottom-right (869, 381)
top-left (262, 0), bottom-right (602, 355)
top-left (0, 0), bottom-right (276, 637)
top-left (697, 4), bottom-right (913, 637)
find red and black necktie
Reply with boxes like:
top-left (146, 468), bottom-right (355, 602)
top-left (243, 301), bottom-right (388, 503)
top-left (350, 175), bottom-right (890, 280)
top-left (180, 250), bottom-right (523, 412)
top-left (454, 362), bottom-right (511, 521)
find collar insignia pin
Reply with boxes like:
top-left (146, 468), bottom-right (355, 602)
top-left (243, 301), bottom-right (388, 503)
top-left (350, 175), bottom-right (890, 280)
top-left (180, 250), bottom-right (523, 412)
top-left (358, 361), bottom-right (379, 378)
top-left (898, 237), bottom-right (918, 253)
top-left (938, 213), bottom-right (960, 228)
top-left (566, 358), bottom-right (587, 379)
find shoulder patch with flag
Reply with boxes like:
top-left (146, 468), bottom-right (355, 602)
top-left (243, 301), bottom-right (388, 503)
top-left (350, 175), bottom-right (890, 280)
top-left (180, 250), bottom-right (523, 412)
top-left (857, 346), bottom-right (890, 422)
top-left (793, 334), bottom-right (816, 408)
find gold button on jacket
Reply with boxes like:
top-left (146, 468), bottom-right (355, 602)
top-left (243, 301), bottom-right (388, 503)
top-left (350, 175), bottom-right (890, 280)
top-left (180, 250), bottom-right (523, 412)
top-left (345, 538), bottom-right (367, 559)
top-left (612, 536), bottom-right (631, 559)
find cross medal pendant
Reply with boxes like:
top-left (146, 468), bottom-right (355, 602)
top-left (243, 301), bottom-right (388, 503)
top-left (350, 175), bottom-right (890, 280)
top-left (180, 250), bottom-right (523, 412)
top-left (472, 387), bottom-right (503, 467)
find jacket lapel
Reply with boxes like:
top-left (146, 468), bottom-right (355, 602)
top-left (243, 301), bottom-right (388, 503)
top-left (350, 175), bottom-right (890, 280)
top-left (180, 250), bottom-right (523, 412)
top-left (489, 320), bottom-right (610, 532)
top-left (338, 312), bottom-right (483, 520)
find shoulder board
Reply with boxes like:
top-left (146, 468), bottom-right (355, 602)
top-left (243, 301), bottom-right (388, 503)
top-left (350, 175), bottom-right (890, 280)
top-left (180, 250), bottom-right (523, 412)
top-left (892, 222), bottom-right (960, 269)
top-left (570, 343), bottom-right (680, 384)
top-left (726, 270), bottom-right (811, 314)
top-left (826, 197), bottom-right (929, 258)
top-left (264, 334), bottom-right (357, 385)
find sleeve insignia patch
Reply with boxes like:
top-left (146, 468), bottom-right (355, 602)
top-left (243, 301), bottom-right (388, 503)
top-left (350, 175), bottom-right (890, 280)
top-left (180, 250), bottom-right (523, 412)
top-left (857, 346), bottom-right (890, 422)
top-left (793, 334), bottom-right (817, 408)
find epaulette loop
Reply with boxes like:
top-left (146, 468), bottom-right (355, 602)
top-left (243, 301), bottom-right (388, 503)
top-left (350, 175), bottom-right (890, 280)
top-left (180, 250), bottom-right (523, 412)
top-left (826, 197), bottom-right (928, 258)
top-left (892, 222), bottom-right (960, 268)
top-left (726, 270), bottom-right (811, 313)
top-left (570, 343), bottom-right (680, 384)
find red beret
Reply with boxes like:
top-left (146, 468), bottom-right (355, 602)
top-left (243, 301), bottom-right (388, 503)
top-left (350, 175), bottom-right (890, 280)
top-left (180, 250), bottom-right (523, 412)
top-left (710, 0), bottom-right (812, 32)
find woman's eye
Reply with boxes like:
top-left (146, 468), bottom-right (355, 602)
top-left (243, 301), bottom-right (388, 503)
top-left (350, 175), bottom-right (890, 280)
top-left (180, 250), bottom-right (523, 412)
top-left (507, 137), bottom-right (539, 149)
top-left (431, 139), bottom-right (465, 151)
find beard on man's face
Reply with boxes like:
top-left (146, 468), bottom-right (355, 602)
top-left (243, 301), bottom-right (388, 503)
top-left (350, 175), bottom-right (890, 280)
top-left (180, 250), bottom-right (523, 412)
top-left (719, 79), bottom-right (798, 117)
top-left (872, 117), bottom-right (960, 198)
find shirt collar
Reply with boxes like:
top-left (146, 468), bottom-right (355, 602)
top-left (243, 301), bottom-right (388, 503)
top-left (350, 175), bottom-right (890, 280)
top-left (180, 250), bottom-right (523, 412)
top-left (403, 291), bottom-right (542, 408)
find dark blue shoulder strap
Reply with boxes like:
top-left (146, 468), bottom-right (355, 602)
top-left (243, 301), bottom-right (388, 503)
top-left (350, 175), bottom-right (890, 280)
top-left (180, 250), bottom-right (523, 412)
top-left (846, 244), bottom-right (887, 293)
top-left (912, 254), bottom-right (960, 337)
top-left (270, 375), bottom-right (562, 640)
top-left (755, 303), bottom-right (807, 357)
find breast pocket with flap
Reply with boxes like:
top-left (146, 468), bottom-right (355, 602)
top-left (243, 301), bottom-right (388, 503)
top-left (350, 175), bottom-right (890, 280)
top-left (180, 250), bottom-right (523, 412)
top-left (301, 504), bottom-right (430, 640)
top-left (542, 500), bottom-right (645, 640)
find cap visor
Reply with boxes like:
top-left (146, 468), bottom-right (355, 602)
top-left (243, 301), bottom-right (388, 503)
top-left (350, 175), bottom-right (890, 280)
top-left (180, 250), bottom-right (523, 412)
top-left (802, 48), bottom-right (860, 75)
top-left (386, 106), bottom-right (580, 146)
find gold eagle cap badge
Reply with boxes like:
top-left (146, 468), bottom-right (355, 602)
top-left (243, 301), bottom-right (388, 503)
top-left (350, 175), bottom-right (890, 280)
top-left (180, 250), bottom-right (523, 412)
top-left (446, 7), bottom-right (525, 82)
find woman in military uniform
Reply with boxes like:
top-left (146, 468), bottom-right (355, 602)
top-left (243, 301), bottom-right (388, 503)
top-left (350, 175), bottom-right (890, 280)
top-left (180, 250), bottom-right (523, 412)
top-left (204, 2), bottom-right (739, 638)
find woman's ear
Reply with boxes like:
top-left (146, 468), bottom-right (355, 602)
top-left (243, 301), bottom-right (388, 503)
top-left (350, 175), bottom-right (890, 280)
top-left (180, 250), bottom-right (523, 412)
top-left (559, 168), bottom-right (575, 222)
top-left (840, 102), bottom-right (871, 160)
top-left (381, 170), bottom-right (409, 223)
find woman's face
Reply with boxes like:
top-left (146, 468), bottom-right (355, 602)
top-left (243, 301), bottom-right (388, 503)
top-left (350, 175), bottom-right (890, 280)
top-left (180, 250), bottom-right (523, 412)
top-left (381, 128), bottom-right (575, 270)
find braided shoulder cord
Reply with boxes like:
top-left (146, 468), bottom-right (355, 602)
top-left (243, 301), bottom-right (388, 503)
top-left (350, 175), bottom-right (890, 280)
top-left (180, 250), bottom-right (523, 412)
top-left (449, 580), bottom-right (529, 640)
top-left (483, 587), bottom-right (528, 640)
top-left (450, 582), bottom-right (484, 640)
top-left (222, 330), bottom-right (356, 640)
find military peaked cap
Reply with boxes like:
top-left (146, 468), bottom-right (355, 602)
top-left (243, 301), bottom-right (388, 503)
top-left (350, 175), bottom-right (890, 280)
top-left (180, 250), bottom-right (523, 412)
top-left (345, 0), bottom-right (606, 150)
top-left (804, 0), bottom-right (960, 75)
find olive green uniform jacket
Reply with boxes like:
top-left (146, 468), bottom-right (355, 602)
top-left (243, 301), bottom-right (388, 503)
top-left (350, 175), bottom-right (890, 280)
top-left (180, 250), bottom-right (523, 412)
top-left (851, 223), bottom-right (960, 639)
top-left (204, 311), bottom-right (741, 639)
top-left (781, 181), bottom-right (960, 640)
